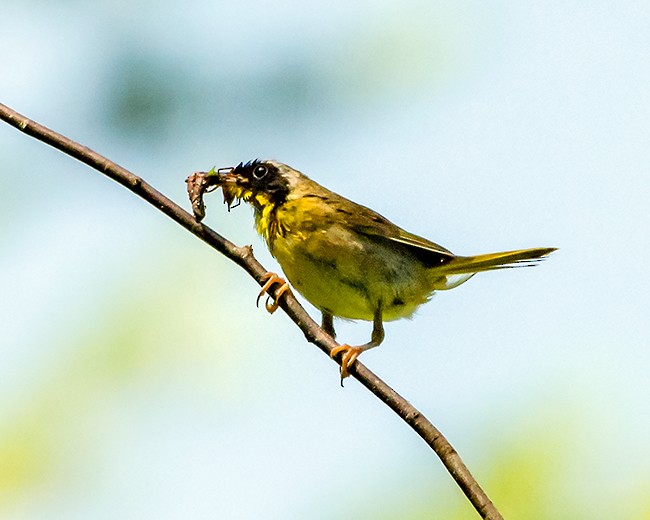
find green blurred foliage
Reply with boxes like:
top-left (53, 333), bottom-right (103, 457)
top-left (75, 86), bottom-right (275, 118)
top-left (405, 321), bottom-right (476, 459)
top-left (0, 252), bottom-right (244, 509)
top-left (356, 409), bottom-right (650, 520)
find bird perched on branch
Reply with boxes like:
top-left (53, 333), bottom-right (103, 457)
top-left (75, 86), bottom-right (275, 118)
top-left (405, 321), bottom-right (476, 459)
top-left (187, 160), bottom-right (555, 380)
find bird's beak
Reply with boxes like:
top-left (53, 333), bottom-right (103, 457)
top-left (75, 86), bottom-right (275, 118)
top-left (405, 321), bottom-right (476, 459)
top-left (206, 166), bottom-right (250, 211)
top-left (204, 166), bottom-right (239, 187)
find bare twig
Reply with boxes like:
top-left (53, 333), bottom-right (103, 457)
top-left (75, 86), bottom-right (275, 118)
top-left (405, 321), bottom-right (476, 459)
top-left (0, 102), bottom-right (503, 520)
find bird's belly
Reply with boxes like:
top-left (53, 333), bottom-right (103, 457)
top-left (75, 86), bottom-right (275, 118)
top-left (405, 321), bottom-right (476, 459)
top-left (270, 231), bottom-right (433, 322)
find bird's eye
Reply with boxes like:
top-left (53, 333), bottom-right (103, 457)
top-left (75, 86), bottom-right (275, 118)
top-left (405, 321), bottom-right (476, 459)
top-left (253, 165), bottom-right (268, 179)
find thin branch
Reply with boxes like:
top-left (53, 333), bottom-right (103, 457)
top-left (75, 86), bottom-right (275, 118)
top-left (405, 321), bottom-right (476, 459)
top-left (0, 102), bottom-right (503, 520)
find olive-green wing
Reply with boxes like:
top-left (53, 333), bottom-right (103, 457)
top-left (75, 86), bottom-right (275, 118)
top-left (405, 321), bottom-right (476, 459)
top-left (322, 191), bottom-right (555, 275)
top-left (386, 228), bottom-right (455, 257)
top-left (331, 195), bottom-right (456, 266)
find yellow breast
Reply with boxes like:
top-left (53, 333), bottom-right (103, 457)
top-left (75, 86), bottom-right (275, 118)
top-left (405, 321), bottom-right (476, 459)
top-left (257, 198), bottom-right (434, 322)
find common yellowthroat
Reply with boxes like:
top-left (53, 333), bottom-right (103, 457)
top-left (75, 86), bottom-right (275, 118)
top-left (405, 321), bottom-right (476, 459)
top-left (188, 160), bottom-right (555, 379)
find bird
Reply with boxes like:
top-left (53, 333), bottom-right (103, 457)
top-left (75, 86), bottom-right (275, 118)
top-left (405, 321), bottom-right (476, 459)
top-left (187, 160), bottom-right (555, 379)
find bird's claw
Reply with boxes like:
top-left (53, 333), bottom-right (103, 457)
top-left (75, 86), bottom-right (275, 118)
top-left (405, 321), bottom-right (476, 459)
top-left (330, 344), bottom-right (363, 380)
top-left (256, 272), bottom-right (291, 314)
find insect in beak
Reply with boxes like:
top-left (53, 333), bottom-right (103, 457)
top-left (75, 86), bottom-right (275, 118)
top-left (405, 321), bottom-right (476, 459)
top-left (186, 166), bottom-right (248, 220)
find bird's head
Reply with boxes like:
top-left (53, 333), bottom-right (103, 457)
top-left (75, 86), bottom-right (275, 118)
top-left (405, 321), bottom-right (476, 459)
top-left (212, 159), bottom-right (303, 212)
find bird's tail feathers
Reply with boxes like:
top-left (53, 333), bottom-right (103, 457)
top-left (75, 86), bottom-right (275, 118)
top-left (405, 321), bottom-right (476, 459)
top-left (432, 247), bottom-right (556, 290)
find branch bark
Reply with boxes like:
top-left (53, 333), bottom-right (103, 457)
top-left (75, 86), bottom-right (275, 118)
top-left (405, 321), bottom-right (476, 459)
top-left (0, 102), bottom-right (504, 520)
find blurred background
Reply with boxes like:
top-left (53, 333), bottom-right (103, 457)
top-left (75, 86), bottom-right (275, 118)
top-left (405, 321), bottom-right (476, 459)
top-left (1, 1), bottom-right (649, 518)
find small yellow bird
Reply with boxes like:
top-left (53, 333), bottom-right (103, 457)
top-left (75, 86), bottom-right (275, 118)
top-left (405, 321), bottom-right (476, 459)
top-left (188, 160), bottom-right (555, 379)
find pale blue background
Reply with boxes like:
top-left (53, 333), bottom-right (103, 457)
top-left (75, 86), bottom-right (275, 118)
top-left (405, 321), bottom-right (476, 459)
top-left (1, 1), bottom-right (649, 518)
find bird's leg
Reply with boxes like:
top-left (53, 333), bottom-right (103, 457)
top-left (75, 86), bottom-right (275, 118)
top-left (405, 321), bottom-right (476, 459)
top-left (330, 304), bottom-right (385, 380)
top-left (321, 311), bottom-right (336, 339)
top-left (256, 272), bottom-right (291, 314)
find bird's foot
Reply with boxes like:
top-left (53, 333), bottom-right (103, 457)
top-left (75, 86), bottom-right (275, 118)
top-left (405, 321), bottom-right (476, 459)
top-left (330, 344), bottom-right (364, 380)
top-left (256, 272), bottom-right (291, 314)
